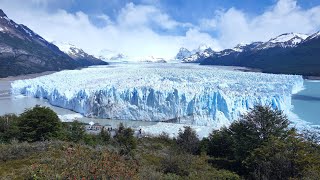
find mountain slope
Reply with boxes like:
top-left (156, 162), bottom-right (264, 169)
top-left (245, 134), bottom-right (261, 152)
top-left (0, 9), bottom-right (106, 78)
top-left (200, 32), bottom-right (320, 76)
top-left (54, 42), bottom-right (108, 66)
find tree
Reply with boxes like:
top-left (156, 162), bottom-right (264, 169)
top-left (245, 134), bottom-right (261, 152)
top-left (240, 105), bottom-right (289, 141)
top-left (176, 126), bottom-right (199, 154)
top-left (207, 127), bottom-right (234, 158)
top-left (206, 105), bottom-right (291, 176)
top-left (230, 105), bottom-right (289, 159)
top-left (65, 120), bottom-right (86, 143)
top-left (98, 127), bottom-right (111, 144)
top-left (0, 114), bottom-right (19, 143)
top-left (17, 106), bottom-right (62, 142)
top-left (114, 123), bottom-right (137, 155)
top-left (245, 130), bottom-right (320, 180)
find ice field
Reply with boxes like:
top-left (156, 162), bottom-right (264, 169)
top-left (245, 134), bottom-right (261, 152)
top-left (11, 63), bottom-right (304, 128)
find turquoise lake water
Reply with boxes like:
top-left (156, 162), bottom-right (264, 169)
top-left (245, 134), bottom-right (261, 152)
top-left (292, 80), bottom-right (320, 127)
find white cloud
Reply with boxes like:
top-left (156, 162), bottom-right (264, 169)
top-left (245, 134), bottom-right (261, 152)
top-left (203, 0), bottom-right (320, 48)
top-left (0, 0), bottom-right (219, 59)
top-left (96, 14), bottom-right (113, 25)
top-left (199, 18), bottom-right (217, 31)
top-left (0, 0), bottom-right (319, 58)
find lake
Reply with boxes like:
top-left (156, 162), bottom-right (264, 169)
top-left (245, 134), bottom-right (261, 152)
top-left (292, 80), bottom-right (320, 128)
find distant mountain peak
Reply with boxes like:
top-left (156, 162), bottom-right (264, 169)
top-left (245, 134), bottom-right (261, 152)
top-left (53, 41), bottom-right (108, 65)
top-left (198, 44), bottom-right (209, 51)
top-left (175, 47), bottom-right (191, 60)
top-left (233, 43), bottom-right (249, 52)
top-left (179, 45), bottom-right (214, 63)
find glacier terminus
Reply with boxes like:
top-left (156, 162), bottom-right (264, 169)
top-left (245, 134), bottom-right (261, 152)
top-left (11, 63), bottom-right (304, 128)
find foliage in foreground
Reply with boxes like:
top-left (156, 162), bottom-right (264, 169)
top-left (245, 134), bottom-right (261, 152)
top-left (0, 141), bottom-right (138, 179)
top-left (0, 105), bottom-right (319, 180)
top-left (204, 105), bottom-right (320, 179)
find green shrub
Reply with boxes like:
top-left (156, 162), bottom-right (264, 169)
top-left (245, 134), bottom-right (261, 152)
top-left (160, 152), bottom-right (192, 177)
top-left (27, 144), bottom-right (138, 179)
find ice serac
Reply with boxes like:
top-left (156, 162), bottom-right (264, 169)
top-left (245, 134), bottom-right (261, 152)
top-left (11, 64), bottom-right (304, 127)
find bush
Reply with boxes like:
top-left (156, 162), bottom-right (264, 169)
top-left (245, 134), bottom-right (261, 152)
top-left (18, 106), bottom-right (62, 142)
top-left (0, 141), bottom-right (62, 162)
top-left (27, 144), bottom-right (139, 179)
top-left (160, 152), bottom-right (191, 177)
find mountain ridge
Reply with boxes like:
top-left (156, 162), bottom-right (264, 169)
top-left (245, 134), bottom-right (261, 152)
top-left (0, 9), bottom-right (107, 78)
top-left (199, 31), bottom-right (320, 76)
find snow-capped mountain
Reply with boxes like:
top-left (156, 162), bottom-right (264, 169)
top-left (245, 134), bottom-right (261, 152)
top-left (179, 32), bottom-right (309, 64)
top-left (177, 45), bottom-right (215, 63)
top-left (95, 49), bottom-right (128, 61)
top-left (109, 53), bottom-right (127, 61)
top-left (255, 33), bottom-right (308, 50)
top-left (175, 47), bottom-right (192, 60)
top-left (95, 49), bottom-right (169, 63)
top-left (53, 42), bottom-right (108, 66)
top-left (303, 31), bottom-right (320, 42)
top-left (201, 31), bottom-right (320, 76)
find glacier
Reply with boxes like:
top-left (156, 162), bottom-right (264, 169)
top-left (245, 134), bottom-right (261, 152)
top-left (11, 63), bottom-right (304, 128)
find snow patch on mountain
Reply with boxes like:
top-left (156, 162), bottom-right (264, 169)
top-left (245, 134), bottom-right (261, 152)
top-left (21, 26), bottom-right (33, 37)
top-left (256, 32), bottom-right (309, 50)
top-left (54, 42), bottom-right (86, 58)
top-left (304, 31), bottom-right (320, 41)
top-left (269, 33), bottom-right (308, 43)
top-left (11, 63), bottom-right (304, 127)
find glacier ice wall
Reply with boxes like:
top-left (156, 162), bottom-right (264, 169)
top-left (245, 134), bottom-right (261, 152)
top-left (11, 63), bottom-right (304, 127)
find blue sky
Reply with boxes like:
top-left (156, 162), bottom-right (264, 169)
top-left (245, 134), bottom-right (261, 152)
top-left (0, 0), bottom-right (320, 58)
